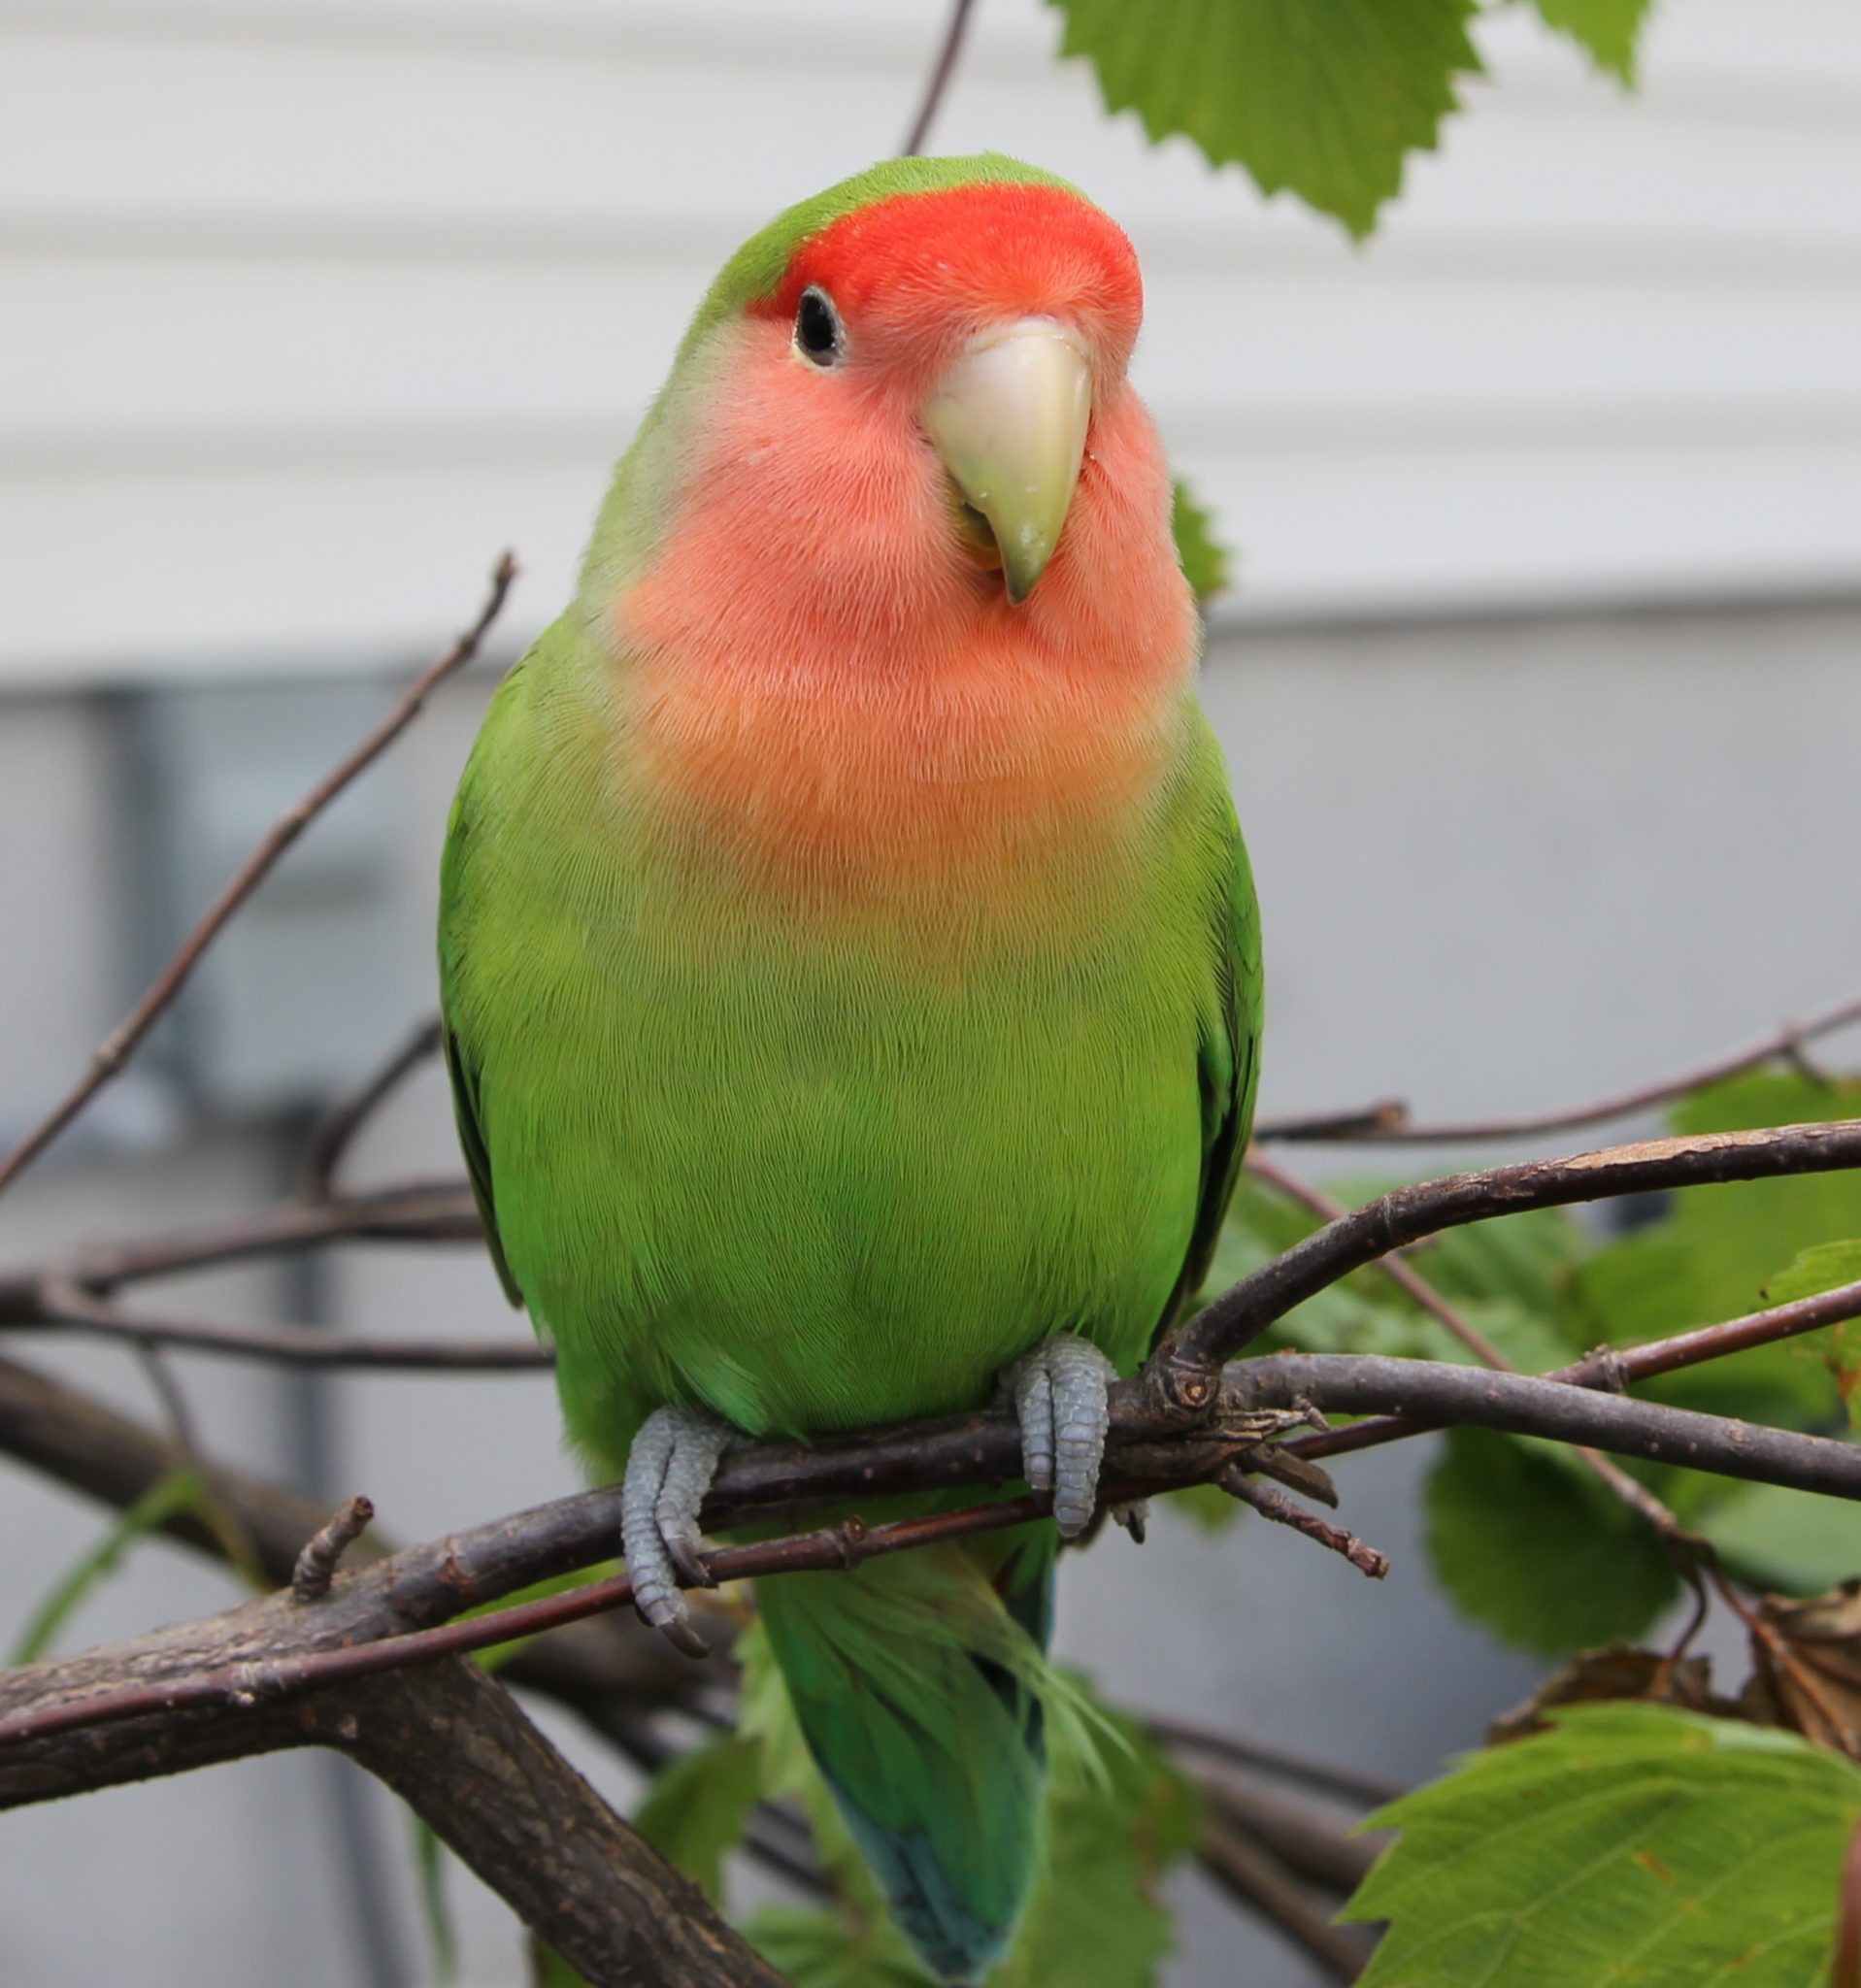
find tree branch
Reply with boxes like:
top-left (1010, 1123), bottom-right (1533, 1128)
top-left (901, 0), bottom-right (979, 155)
top-left (1152, 1119), bottom-right (1861, 1400)
top-left (0, 1594), bottom-right (780, 1988)
top-left (1252, 990), bottom-right (1861, 1146)
top-left (334, 1659), bottom-right (787, 1988)
top-left (1286, 1275), bottom-right (1861, 1466)
top-left (0, 555), bottom-right (516, 1201)
top-left (0, 1349), bottom-right (696, 1725)
top-left (13, 1277), bottom-right (550, 1369)
top-left (10, 1329), bottom-right (1861, 1763)
top-left (1247, 1151), bottom-right (1694, 1546)
top-left (299, 1015), bottom-right (446, 1199)
top-left (0, 1181), bottom-right (481, 1316)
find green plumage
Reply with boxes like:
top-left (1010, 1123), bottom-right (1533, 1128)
top-left (438, 155), bottom-right (1261, 1981)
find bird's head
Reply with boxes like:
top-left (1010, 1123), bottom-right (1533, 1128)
top-left (588, 155), bottom-right (1191, 677)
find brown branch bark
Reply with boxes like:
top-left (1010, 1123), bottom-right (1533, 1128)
top-left (9, 1338), bottom-right (1861, 1760)
top-left (336, 1660), bottom-right (786, 1987)
top-left (0, 1349), bottom-right (696, 1724)
top-left (0, 1591), bottom-right (781, 1988)
top-left (0, 555), bottom-right (516, 1201)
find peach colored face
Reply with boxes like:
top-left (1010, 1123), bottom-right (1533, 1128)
top-left (614, 182), bottom-right (1197, 909)
top-left (628, 182), bottom-right (1179, 647)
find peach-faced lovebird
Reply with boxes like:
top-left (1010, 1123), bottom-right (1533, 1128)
top-left (438, 154), bottom-right (1260, 1982)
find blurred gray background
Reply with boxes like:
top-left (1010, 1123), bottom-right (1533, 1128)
top-left (2, 2), bottom-right (1859, 1983)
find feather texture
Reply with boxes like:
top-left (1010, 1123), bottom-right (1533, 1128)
top-left (437, 155), bottom-right (1261, 1979)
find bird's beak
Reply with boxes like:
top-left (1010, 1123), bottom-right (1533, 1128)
top-left (921, 318), bottom-right (1092, 605)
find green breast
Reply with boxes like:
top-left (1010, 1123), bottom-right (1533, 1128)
top-left (442, 645), bottom-right (1240, 1459)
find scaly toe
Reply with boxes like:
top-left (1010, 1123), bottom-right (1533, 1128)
top-left (1008, 1336), bottom-right (1116, 1540)
top-left (621, 1405), bottom-right (732, 1655)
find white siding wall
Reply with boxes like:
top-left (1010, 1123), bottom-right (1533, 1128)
top-left (2, 0), bottom-right (1858, 681)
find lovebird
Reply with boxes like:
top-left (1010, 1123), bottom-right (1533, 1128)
top-left (438, 153), bottom-right (1260, 1983)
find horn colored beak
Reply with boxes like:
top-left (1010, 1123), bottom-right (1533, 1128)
top-left (921, 318), bottom-right (1092, 605)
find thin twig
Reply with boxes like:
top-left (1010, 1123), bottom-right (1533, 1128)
top-left (300, 1016), bottom-right (445, 1200)
top-left (1251, 1101), bottom-right (1409, 1143)
top-left (293, 1495), bottom-right (376, 1602)
top-left (0, 555), bottom-right (516, 1202)
top-left (1241, 1355), bottom-right (1861, 1500)
top-left (0, 1499), bottom-right (1039, 1750)
top-left (1145, 1714), bottom-right (1405, 1808)
top-left (1197, 1819), bottom-right (1370, 1982)
top-left (17, 1279), bottom-right (549, 1369)
top-left (1197, 1771), bottom-right (1384, 1895)
top-left (901, 0), bottom-right (979, 155)
top-left (1291, 1276), bottom-right (1861, 1466)
top-left (0, 1182), bottom-right (480, 1316)
top-left (1252, 991), bottom-right (1861, 1146)
top-left (1835, 1815), bottom-right (1861, 1988)
top-left (0, 1348), bottom-right (697, 1729)
top-left (1220, 1467), bottom-right (1388, 1577)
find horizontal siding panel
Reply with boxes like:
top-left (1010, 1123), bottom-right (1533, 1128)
top-left (22, 0), bottom-right (1861, 95)
top-left (5, 262), bottom-right (1856, 436)
top-left (2, 0), bottom-right (1857, 681)
top-left (4, 441), bottom-right (1856, 681)
top-left (4, 30), bottom-right (1859, 251)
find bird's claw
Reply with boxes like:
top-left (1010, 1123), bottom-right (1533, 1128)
top-left (1008, 1335), bottom-right (1116, 1539)
top-left (621, 1405), bottom-right (731, 1656)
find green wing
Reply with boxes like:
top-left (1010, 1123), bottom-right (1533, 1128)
top-left (436, 662), bottom-right (529, 1309)
top-left (1163, 790), bottom-right (1263, 1331)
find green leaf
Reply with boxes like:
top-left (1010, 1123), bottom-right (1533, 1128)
top-left (633, 1734), bottom-right (764, 1905)
top-left (1425, 1427), bottom-right (1678, 1653)
top-left (1169, 480), bottom-right (1233, 601)
top-left (992, 1712), bottom-right (1200, 1988)
top-left (1700, 1479), bottom-right (1861, 1598)
top-left (1162, 1479), bottom-right (1244, 1533)
top-left (1346, 1705), bottom-right (1861, 1986)
top-left (1048, 0), bottom-right (1483, 239)
top-left (1575, 1073), bottom-right (1861, 1434)
top-left (9, 1467), bottom-right (211, 1666)
top-left (743, 1906), bottom-right (930, 1988)
top-left (1762, 1240), bottom-right (1861, 1431)
top-left (1527, 0), bottom-right (1653, 85)
top-left (1768, 1240), bottom-right (1861, 1308)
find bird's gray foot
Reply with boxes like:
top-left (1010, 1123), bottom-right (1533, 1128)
top-left (621, 1405), bottom-right (732, 1657)
top-left (1007, 1335), bottom-right (1117, 1539)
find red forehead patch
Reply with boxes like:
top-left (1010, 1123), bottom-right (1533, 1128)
top-left (759, 182), bottom-right (1143, 347)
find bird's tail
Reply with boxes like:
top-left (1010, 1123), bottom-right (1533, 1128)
top-left (754, 1525), bottom-right (1076, 1983)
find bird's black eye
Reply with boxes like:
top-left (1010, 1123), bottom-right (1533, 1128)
top-left (795, 285), bottom-right (845, 367)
